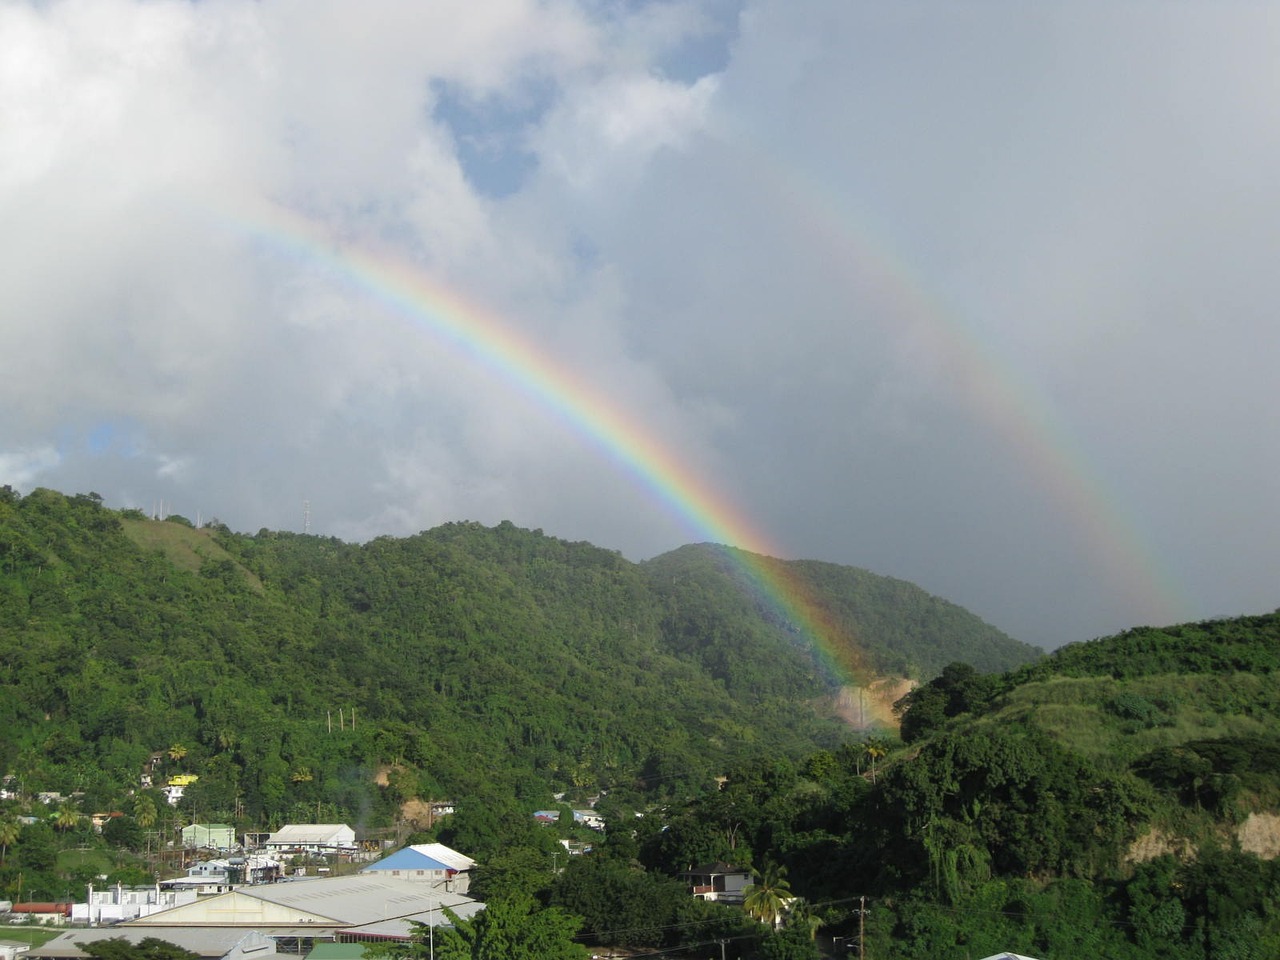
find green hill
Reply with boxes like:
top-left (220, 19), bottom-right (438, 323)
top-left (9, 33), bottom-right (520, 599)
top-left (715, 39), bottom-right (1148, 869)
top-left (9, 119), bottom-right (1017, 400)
top-left (642, 543), bottom-right (1038, 689)
top-left (636, 612), bottom-right (1280, 959)
top-left (0, 485), bottom-right (1033, 828)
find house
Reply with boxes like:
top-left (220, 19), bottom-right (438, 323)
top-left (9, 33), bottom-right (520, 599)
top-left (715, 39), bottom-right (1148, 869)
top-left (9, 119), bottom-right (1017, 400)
top-left (88, 812), bottom-right (124, 833)
top-left (72, 884), bottom-right (198, 925)
top-left (182, 823), bottom-right (236, 851)
top-left (681, 862), bottom-right (753, 904)
top-left (359, 843), bottom-right (475, 894)
top-left (162, 774), bottom-right (199, 807)
top-left (9, 902), bottom-right (71, 925)
top-left (264, 824), bottom-right (357, 858)
top-left (572, 810), bottom-right (604, 831)
top-left (977, 955), bottom-right (1043, 960)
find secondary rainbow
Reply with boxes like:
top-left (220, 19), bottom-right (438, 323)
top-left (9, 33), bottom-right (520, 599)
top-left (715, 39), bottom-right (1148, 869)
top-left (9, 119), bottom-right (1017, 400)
top-left (215, 196), bottom-right (885, 714)
top-left (738, 140), bottom-right (1192, 629)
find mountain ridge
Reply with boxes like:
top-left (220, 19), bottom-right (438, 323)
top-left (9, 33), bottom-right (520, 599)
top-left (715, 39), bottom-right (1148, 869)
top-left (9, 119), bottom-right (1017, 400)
top-left (0, 484), bottom-right (1036, 825)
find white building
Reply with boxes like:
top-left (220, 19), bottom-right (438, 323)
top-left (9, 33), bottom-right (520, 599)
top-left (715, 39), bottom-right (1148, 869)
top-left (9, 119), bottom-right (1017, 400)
top-left (263, 824), bottom-right (357, 857)
top-left (359, 843), bottom-right (475, 894)
top-left (72, 884), bottom-right (199, 925)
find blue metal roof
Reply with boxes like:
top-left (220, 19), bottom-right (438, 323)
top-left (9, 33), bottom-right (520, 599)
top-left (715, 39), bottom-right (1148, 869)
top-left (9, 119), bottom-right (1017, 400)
top-left (363, 847), bottom-right (454, 872)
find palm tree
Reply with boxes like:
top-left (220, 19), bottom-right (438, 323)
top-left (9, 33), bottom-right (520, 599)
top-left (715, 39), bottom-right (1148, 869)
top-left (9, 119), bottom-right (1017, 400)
top-left (743, 860), bottom-right (792, 928)
top-left (864, 737), bottom-right (889, 784)
top-left (134, 793), bottom-right (158, 829)
top-left (0, 818), bottom-right (19, 865)
top-left (786, 898), bottom-right (823, 940)
top-left (54, 803), bottom-right (81, 833)
top-left (167, 743), bottom-right (188, 767)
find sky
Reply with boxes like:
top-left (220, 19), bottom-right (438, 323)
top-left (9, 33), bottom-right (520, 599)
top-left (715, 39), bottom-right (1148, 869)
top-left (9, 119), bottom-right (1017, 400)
top-left (3, 0), bottom-right (1279, 650)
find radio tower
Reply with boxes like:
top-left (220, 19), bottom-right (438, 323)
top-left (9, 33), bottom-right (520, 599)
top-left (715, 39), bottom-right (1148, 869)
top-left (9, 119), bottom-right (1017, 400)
top-left (303, 500), bottom-right (311, 535)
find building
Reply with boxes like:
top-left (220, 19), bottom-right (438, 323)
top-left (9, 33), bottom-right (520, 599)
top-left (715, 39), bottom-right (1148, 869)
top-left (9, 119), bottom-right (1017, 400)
top-left (72, 884), bottom-right (198, 925)
top-left (9, 903), bottom-right (72, 925)
top-left (681, 862), bottom-right (753, 904)
top-left (264, 824), bottom-right (357, 858)
top-left (162, 775), bottom-right (199, 807)
top-left (121, 873), bottom-right (482, 950)
top-left (0, 940), bottom-right (31, 960)
top-left (359, 843), bottom-right (475, 894)
top-left (162, 855), bottom-right (283, 892)
top-left (30, 929), bottom-right (277, 960)
top-left (182, 823), bottom-right (236, 851)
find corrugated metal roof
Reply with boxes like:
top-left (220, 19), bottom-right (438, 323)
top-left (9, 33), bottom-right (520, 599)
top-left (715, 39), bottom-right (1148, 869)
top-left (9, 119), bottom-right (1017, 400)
top-left (29, 927), bottom-right (278, 959)
top-left (266, 825), bottom-right (354, 845)
top-left (339, 897), bottom-right (485, 941)
top-left (126, 874), bottom-right (478, 929)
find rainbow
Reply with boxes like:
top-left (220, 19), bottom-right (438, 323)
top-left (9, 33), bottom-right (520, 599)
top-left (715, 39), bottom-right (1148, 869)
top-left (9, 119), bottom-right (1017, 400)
top-left (211, 196), bottom-right (893, 722)
top-left (739, 144), bottom-right (1193, 631)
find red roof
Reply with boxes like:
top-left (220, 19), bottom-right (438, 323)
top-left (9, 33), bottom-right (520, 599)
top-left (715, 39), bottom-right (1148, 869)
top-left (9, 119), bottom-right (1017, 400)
top-left (13, 902), bottom-right (72, 915)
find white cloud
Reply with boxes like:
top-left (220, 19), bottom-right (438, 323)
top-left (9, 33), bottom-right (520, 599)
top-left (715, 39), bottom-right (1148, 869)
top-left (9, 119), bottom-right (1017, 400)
top-left (4, 0), bottom-right (1280, 648)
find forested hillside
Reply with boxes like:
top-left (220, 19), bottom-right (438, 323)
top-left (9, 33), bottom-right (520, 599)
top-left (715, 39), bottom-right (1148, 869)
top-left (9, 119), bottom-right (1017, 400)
top-left (643, 544), bottom-right (1035, 683)
top-left (814, 612), bottom-right (1280, 957)
top-left (0, 486), bottom-right (1032, 829)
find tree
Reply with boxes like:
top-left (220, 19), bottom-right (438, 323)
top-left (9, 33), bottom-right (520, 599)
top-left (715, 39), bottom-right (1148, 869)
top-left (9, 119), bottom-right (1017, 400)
top-left (469, 847), bottom-right (553, 903)
top-left (54, 802), bottom-right (81, 832)
top-left (134, 794), bottom-right (158, 829)
top-left (102, 815), bottom-right (144, 852)
top-left (743, 861), bottom-right (792, 928)
top-left (863, 738), bottom-right (889, 785)
top-left (424, 899), bottom-right (587, 960)
top-left (549, 855), bottom-right (688, 948)
top-left (0, 817), bottom-right (18, 865)
top-left (786, 899), bottom-right (823, 940)
top-left (758, 925), bottom-right (821, 960)
top-left (167, 743), bottom-right (188, 767)
top-left (80, 937), bottom-right (201, 960)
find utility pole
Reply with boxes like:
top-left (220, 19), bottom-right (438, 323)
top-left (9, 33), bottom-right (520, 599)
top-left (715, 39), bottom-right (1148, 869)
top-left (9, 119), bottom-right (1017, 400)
top-left (859, 895), bottom-right (866, 960)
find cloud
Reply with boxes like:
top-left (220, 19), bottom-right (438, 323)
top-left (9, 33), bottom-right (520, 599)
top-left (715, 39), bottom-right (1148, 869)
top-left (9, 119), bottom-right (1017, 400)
top-left (3, 0), bottom-right (1279, 649)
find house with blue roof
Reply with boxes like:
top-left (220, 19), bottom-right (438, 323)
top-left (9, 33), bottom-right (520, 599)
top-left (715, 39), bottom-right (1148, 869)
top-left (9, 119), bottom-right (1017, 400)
top-left (359, 842), bottom-right (475, 894)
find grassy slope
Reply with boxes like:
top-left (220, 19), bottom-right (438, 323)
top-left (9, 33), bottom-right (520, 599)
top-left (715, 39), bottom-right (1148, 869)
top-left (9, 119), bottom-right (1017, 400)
top-left (120, 518), bottom-right (263, 590)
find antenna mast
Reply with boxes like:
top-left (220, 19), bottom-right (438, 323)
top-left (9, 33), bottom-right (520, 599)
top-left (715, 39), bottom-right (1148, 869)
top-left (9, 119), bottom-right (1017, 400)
top-left (303, 500), bottom-right (311, 535)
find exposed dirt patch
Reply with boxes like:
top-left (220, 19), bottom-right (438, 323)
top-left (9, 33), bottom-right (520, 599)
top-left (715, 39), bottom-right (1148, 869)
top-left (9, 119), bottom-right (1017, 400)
top-left (1238, 813), bottom-right (1280, 858)
top-left (1126, 829), bottom-right (1195, 864)
top-left (834, 679), bottom-right (914, 731)
top-left (401, 799), bottom-right (434, 829)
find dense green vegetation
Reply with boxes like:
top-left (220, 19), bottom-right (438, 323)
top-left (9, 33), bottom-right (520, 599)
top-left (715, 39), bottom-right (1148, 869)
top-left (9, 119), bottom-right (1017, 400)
top-left (15, 484), bottom-right (1280, 958)
top-left (0, 485), bottom-right (1034, 905)
top-left (643, 544), bottom-right (1036, 683)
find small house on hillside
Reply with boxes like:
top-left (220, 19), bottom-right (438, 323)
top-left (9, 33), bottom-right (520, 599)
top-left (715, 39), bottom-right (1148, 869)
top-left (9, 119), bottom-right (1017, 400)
top-left (681, 863), bottom-right (752, 904)
top-left (360, 843), bottom-right (475, 893)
